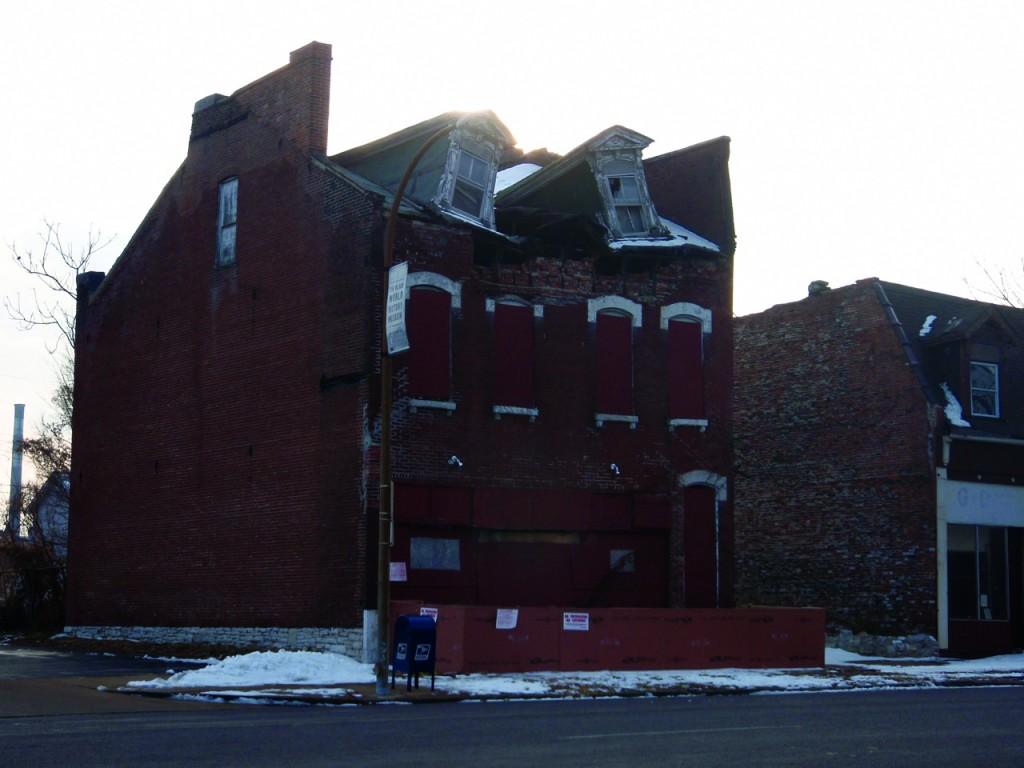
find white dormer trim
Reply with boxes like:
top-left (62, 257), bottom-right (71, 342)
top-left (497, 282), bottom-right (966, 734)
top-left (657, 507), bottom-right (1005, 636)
top-left (434, 115), bottom-right (510, 229)
top-left (585, 127), bottom-right (662, 240)
top-left (679, 470), bottom-right (728, 502)
top-left (660, 302), bottom-right (712, 334)
top-left (407, 272), bottom-right (461, 309)
top-left (588, 296), bottom-right (643, 327)
top-left (485, 296), bottom-right (544, 318)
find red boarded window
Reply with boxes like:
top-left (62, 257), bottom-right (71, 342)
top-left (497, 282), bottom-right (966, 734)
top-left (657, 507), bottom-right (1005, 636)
top-left (407, 286), bottom-right (451, 400)
top-left (596, 310), bottom-right (633, 414)
top-left (493, 301), bottom-right (534, 407)
top-left (669, 318), bottom-right (705, 419)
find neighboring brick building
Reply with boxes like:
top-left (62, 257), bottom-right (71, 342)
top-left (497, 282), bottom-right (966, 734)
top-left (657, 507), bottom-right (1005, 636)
top-left (66, 43), bottom-right (740, 654)
top-left (734, 278), bottom-right (1024, 655)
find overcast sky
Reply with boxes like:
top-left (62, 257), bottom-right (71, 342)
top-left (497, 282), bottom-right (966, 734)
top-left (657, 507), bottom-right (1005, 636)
top-left (2, 0), bottom-right (1023, 484)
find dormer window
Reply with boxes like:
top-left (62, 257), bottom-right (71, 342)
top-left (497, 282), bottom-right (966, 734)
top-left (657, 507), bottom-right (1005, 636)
top-left (452, 144), bottom-right (490, 218)
top-left (970, 361), bottom-right (1000, 418)
top-left (435, 115), bottom-right (512, 228)
top-left (605, 163), bottom-right (645, 234)
top-left (586, 127), bottom-right (661, 240)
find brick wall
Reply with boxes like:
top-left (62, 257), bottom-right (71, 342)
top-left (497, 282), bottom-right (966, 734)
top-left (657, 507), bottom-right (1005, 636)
top-left (733, 280), bottom-right (938, 634)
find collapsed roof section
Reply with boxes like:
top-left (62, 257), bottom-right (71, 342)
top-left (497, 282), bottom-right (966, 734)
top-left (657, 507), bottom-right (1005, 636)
top-left (328, 115), bottom-right (732, 259)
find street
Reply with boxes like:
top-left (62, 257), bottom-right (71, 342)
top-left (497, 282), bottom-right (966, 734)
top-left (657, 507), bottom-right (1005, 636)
top-left (2, 647), bottom-right (1023, 767)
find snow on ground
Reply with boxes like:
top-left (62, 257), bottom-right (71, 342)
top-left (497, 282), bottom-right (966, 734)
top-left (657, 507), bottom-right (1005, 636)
top-left (123, 646), bottom-right (1024, 703)
top-left (125, 650), bottom-right (374, 689)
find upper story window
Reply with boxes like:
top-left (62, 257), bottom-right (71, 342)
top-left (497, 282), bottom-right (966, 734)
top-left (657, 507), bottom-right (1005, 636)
top-left (662, 303), bottom-right (712, 429)
top-left (586, 127), bottom-right (661, 240)
top-left (452, 145), bottom-right (490, 218)
top-left (604, 161), bottom-right (646, 235)
top-left (589, 296), bottom-right (643, 427)
top-left (435, 115), bottom-right (512, 229)
top-left (406, 273), bottom-right (461, 410)
top-left (488, 297), bottom-right (541, 419)
top-left (216, 177), bottom-right (238, 266)
top-left (970, 361), bottom-right (1000, 418)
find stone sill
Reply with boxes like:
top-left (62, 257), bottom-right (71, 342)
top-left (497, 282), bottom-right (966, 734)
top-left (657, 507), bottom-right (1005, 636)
top-left (595, 413), bottom-right (638, 430)
top-left (668, 418), bottom-right (709, 433)
top-left (409, 398), bottom-right (456, 414)
top-left (493, 405), bottom-right (539, 422)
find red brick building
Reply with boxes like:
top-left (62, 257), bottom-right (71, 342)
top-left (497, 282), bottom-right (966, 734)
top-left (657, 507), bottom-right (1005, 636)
top-left (66, 43), bottom-right (740, 655)
top-left (734, 279), bottom-right (1024, 655)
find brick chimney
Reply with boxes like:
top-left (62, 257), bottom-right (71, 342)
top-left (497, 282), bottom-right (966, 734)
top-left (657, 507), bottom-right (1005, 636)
top-left (189, 42), bottom-right (333, 155)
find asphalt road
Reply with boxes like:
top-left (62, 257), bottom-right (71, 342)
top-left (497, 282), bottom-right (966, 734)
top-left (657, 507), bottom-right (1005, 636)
top-left (3, 663), bottom-right (1024, 768)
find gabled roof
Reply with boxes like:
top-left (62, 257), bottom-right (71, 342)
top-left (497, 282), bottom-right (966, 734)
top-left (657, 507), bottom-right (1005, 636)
top-left (331, 110), bottom-right (514, 167)
top-left (877, 280), bottom-right (1024, 436)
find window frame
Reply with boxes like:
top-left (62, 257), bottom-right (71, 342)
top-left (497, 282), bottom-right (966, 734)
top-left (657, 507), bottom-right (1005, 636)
top-left (405, 272), bottom-right (461, 412)
top-left (435, 120), bottom-right (506, 228)
top-left (215, 177), bottom-right (238, 267)
top-left (589, 295), bottom-right (643, 428)
top-left (661, 302), bottom-right (713, 430)
top-left (487, 296), bottom-right (542, 421)
top-left (969, 361), bottom-right (1000, 418)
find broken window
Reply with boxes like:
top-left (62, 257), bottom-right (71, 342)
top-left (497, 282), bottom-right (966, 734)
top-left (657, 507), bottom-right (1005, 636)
top-left (216, 177), bottom-right (238, 266)
top-left (970, 361), bottom-right (999, 418)
top-left (607, 172), bottom-right (645, 234)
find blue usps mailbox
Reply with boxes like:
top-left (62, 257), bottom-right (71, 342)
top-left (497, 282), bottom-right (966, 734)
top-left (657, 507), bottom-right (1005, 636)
top-left (391, 614), bottom-right (436, 691)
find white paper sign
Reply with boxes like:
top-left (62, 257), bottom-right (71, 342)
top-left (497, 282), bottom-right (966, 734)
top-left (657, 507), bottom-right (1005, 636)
top-left (495, 608), bottom-right (519, 630)
top-left (563, 612), bottom-right (590, 631)
top-left (389, 561), bottom-right (407, 582)
top-left (420, 606), bottom-right (439, 622)
top-left (385, 261), bottom-right (409, 355)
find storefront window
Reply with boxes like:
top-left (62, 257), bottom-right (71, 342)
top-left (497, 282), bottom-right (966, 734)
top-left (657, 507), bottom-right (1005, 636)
top-left (948, 524), bottom-right (1008, 621)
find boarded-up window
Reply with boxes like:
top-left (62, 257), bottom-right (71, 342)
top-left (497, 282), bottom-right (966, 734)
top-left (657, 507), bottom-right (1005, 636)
top-left (408, 286), bottom-right (451, 400)
top-left (410, 537), bottom-right (461, 571)
top-left (596, 310), bottom-right (633, 414)
top-left (493, 301), bottom-right (534, 407)
top-left (669, 318), bottom-right (705, 419)
top-left (683, 485), bottom-right (718, 608)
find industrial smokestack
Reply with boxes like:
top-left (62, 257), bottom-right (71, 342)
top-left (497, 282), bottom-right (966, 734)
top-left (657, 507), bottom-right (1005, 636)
top-left (7, 403), bottom-right (25, 538)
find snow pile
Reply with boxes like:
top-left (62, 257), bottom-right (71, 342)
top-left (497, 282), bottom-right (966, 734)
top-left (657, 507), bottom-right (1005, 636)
top-left (918, 314), bottom-right (937, 336)
top-left (122, 647), bottom-right (1024, 703)
top-left (126, 650), bottom-right (374, 689)
top-left (494, 163), bottom-right (542, 193)
top-left (940, 382), bottom-right (971, 427)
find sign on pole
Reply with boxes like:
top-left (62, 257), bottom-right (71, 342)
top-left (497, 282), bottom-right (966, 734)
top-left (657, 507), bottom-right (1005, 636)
top-left (386, 261), bottom-right (409, 355)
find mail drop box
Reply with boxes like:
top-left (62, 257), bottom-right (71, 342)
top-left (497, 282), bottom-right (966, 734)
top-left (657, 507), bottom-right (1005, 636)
top-left (391, 614), bottom-right (437, 690)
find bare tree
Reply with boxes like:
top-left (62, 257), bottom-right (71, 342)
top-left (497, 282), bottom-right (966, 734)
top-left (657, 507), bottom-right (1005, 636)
top-left (5, 220), bottom-right (112, 353)
top-left (971, 257), bottom-right (1024, 308)
top-left (1, 222), bottom-right (107, 628)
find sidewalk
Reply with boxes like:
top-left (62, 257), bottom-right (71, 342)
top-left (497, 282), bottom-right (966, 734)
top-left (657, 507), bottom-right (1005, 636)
top-left (108, 648), bottom-right (1024, 707)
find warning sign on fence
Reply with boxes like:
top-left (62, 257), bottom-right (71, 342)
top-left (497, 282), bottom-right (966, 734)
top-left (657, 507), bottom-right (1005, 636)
top-left (562, 612), bottom-right (590, 631)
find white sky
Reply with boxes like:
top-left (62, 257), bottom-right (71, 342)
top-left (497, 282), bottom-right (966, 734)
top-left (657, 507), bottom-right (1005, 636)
top-left (3, 0), bottom-right (1024, 483)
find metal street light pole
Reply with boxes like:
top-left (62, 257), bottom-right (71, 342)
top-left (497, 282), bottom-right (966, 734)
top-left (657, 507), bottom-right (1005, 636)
top-left (375, 123), bottom-right (456, 697)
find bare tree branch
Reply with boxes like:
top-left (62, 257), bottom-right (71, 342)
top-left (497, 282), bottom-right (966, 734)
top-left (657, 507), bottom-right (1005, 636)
top-left (4, 220), bottom-right (113, 352)
top-left (968, 257), bottom-right (1024, 308)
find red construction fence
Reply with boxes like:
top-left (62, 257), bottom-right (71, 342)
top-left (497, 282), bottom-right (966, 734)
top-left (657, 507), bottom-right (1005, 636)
top-left (392, 601), bottom-right (825, 674)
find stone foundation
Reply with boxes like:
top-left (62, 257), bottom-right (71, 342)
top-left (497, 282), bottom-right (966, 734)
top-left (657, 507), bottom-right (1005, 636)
top-left (64, 625), bottom-right (365, 660)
